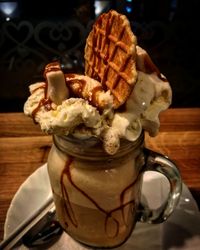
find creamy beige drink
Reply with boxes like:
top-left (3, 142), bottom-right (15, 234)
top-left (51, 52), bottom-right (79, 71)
top-left (47, 135), bottom-right (144, 247)
top-left (23, 9), bottom-right (179, 249)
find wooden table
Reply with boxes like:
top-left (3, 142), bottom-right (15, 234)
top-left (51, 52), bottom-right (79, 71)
top-left (0, 108), bottom-right (200, 241)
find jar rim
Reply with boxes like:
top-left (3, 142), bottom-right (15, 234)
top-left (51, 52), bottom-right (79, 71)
top-left (53, 132), bottom-right (144, 160)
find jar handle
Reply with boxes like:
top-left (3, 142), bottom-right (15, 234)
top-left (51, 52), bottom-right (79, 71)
top-left (138, 148), bottom-right (182, 224)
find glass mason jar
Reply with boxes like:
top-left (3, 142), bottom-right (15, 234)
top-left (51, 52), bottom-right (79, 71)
top-left (47, 132), bottom-right (182, 248)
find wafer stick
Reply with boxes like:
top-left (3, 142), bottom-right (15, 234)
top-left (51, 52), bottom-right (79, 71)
top-left (44, 62), bottom-right (69, 105)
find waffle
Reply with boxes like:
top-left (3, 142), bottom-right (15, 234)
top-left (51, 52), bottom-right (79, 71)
top-left (84, 10), bottom-right (137, 108)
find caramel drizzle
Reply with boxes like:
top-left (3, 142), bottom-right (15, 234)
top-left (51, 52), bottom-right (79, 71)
top-left (43, 61), bottom-right (61, 75)
top-left (142, 54), bottom-right (168, 82)
top-left (90, 85), bottom-right (103, 107)
top-left (66, 78), bottom-right (86, 97)
top-left (31, 81), bottom-right (53, 123)
top-left (61, 158), bottom-right (78, 227)
top-left (32, 96), bottom-right (52, 124)
top-left (120, 178), bottom-right (139, 226)
top-left (65, 75), bottom-right (103, 108)
top-left (60, 157), bottom-right (139, 238)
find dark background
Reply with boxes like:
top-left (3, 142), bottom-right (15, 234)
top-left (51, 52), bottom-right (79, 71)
top-left (0, 0), bottom-right (200, 112)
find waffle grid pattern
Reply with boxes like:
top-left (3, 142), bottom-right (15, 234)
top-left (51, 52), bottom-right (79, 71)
top-left (85, 10), bottom-right (137, 108)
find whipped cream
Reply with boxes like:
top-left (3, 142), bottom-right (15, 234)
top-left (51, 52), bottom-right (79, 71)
top-left (102, 70), bottom-right (171, 154)
top-left (24, 45), bottom-right (172, 155)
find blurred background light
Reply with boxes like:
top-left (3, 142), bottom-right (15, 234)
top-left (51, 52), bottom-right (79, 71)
top-left (0, 2), bottom-right (18, 16)
top-left (125, 6), bottom-right (132, 13)
top-left (94, 0), bottom-right (111, 17)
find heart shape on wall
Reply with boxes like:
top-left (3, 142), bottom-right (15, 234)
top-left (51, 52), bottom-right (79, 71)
top-left (3, 21), bottom-right (34, 45)
top-left (34, 20), bottom-right (86, 56)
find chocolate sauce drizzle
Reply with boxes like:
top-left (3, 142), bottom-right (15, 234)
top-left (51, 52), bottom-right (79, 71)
top-left (60, 157), bottom-right (139, 238)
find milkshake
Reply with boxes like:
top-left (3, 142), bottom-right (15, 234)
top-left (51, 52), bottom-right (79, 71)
top-left (48, 134), bottom-right (145, 247)
top-left (24, 10), bottom-right (181, 249)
